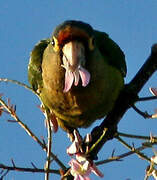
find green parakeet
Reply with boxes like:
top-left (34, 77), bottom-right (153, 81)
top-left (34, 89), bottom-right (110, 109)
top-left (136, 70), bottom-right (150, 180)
top-left (28, 20), bottom-right (127, 134)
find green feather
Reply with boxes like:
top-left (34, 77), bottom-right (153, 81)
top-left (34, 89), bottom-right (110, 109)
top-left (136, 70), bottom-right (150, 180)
top-left (28, 39), bottom-right (50, 92)
top-left (94, 30), bottom-right (127, 77)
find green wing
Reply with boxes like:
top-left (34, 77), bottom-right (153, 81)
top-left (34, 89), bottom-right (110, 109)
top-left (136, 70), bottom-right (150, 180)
top-left (28, 39), bottom-right (50, 92)
top-left (94, 30), bottom-right (127, 77)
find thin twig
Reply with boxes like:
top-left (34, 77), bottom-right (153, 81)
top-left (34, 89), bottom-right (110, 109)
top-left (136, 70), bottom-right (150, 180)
top-left (0, 169), bottom-right (9, 180)
top-left (0, 78), bottom-right (67, 170)
top-left (138, 96), bottom-right (157, 102)
top-left (118, 132), bottom-right (157, 141)
top-left (96, 143), bottom-right (153, 166)
top-left (45, 117), bottom-right (52, 180)
top-left (31, 162), bottom-right (38, 169)
top-left (86, 128), bottom-right (107, 156)
top-left (132, 105), bottom-right (151, 118)
top-left (11, 159), bottom-right (16, 167)
top-left (0, 97), bottom-right (66, 170)
top-left (0, 163), bottom-right (60, 174)
top-left (96, 149), bottom-right (133, 165)
top-left (0, 78), bottom-right (36, 95)
top-left (111, 148), bottom-right (116, 158)
top-left (116, 136), bottom-right (151, 162)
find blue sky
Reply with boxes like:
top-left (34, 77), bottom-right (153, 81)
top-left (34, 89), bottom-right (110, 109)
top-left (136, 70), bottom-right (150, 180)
top-left (0, 0), bottom-right (157, 179)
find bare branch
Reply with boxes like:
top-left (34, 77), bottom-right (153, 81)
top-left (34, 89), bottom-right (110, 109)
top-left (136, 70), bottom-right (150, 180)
top-left (31, 162), bottom-right (38, 169)
top-left (132, 105), bottom-right (152, 118)
top-left (96, 143), bottom-right (151, 166)
top-left (116, 136), bottom-right (151, 162)
top-left (0, 169), bottom-right (9, 180)
top-left (87, 44), bottom-right (157, 159)
top-left (44, 117), bottom-right (52, 180)
top-left (11, 159), bottom-right (16, 168)
top-left (0, 163), bottom-right (59, 174)
top-left (138, 96), bottom-right (157, 102)
top-left (0, 78), bottom-right (36, 95)
top-left (0, 97), bottom-right (66, 170)
top-left (118, 132), bottom-right (156, 141)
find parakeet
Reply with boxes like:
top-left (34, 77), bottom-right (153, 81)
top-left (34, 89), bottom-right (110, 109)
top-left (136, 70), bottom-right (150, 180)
top-left (28, 20), bottom-right (127, 134)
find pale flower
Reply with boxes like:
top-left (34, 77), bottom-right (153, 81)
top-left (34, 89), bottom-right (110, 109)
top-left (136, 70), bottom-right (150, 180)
top-left (151, 155), bottom-right (157, 164)
top-left (152, 170), bottom-right (157, 180)
top-left (67, 130), bottom-right (104, 179)
top-left (69, 155), bottom-right (104, 180)
top-left (145, 150), bottom-right (157, 179)
top-left (150, 87), bottom-right (157, 96)
top-left (67, 130), bottom-right (82, 155)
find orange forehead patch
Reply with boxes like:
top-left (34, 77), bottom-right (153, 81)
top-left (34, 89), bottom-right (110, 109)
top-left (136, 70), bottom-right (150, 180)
top-left (57, 26), bottom-right (89, 46)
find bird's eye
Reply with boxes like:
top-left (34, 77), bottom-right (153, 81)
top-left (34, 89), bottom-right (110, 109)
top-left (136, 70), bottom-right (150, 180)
top-left (51, 36), bottom-right (59, 52)
top-left (51, 39), bottom-right (55, 46)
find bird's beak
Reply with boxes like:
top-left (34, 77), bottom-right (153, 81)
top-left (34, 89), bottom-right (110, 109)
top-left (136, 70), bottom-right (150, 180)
top-left (61, 40), bottom-right (90, 92)
top-left (62, 40), bottom-right (85, 72)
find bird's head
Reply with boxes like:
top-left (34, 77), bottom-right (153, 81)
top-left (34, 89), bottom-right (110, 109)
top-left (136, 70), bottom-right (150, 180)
top-left (51, 20), bottom-right (95, 92)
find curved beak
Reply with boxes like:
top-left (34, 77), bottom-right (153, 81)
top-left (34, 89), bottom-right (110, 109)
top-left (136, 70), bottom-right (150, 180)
top-left (61, 41), bottom-right (90, 92)
top-left (62, 40), bottom-right (85, 72)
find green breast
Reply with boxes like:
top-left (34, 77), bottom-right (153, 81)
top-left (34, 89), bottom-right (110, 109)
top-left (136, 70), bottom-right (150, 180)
top-left (40, 44), bottom-right (124, 128)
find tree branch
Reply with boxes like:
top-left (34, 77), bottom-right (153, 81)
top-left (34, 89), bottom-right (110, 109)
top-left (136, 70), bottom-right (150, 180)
top-left (88, 43), bottom-right (157, 159)
top-left (118, 132), bottom-right (156, 141)
top-left (138, 96), bottom-right (157, 102)
top-left (129, 44), bottom-right (157, 93)
top-left (0, 97), bottom-right (66, 170)
top-left (96, 144), bottom-right (150, 166)
top-left (132, 105), bottom-right (151, 118)
top-left (116, 136), bottom-right (151, 162)
top-left (44, 117), bottom-right (52, 180)
top-left (0, 78), bottom-right (36, 95)
top-left (0, 163), bottom-right (60, 174)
